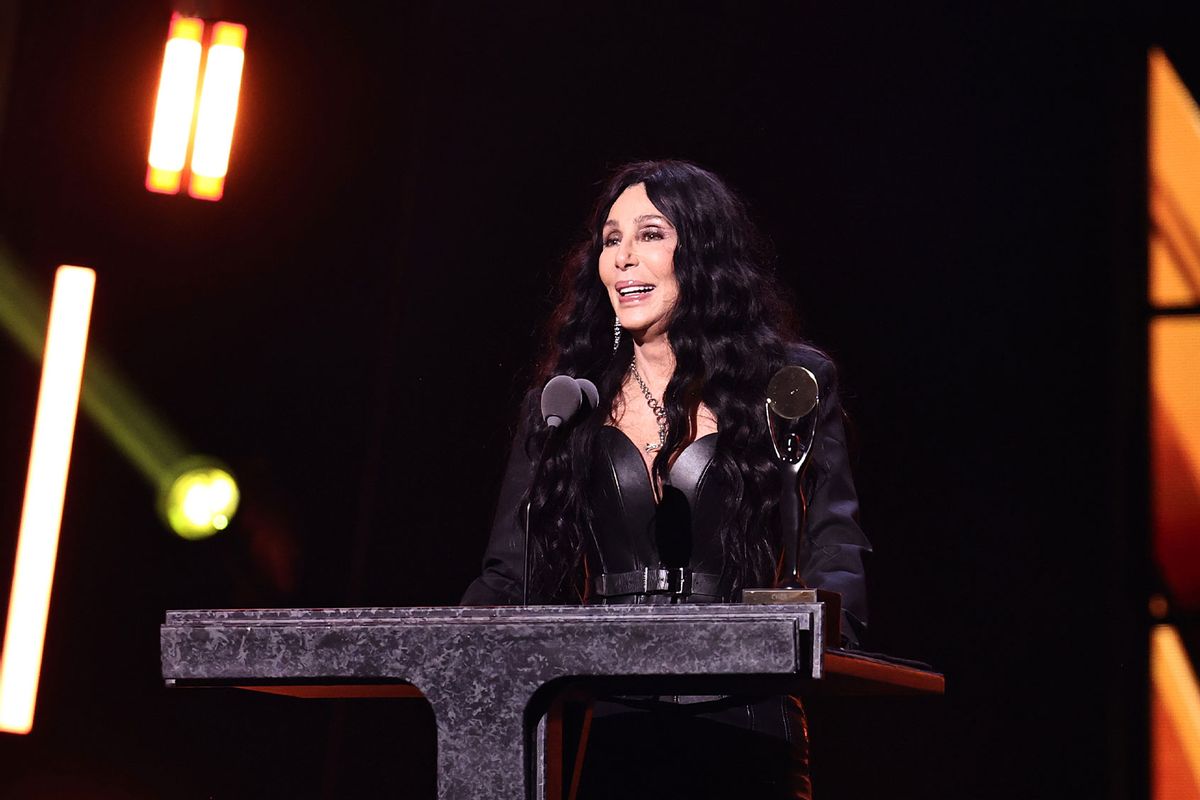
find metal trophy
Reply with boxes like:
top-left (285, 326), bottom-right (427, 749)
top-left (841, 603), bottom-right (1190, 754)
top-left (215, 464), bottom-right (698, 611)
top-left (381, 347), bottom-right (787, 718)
top-left (743, 366), bottom-right (838, 628)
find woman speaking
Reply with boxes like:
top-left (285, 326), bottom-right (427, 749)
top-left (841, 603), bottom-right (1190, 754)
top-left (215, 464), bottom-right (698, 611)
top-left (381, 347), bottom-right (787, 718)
top-left (463, 160), bottom-right (870, 799)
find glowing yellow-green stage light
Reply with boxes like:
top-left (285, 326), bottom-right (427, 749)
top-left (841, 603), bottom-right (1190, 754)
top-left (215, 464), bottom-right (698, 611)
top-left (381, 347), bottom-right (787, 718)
top-left (1, 243), bottom-right (240, 539)
top-left (161, 463), bottom-right (239, 540)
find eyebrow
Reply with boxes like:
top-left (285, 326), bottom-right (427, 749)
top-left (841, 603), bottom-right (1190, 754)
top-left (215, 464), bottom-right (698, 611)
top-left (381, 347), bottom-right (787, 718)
top-left (603, 214), bottom-right (672, 229)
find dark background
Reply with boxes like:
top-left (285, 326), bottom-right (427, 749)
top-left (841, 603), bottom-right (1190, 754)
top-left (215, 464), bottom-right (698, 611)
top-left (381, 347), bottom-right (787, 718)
top-left (0, 1), bottom-right (1182, 797)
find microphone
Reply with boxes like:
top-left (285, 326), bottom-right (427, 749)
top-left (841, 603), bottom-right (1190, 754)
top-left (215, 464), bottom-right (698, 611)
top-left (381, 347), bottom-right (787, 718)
top-left (525, 374), bottom-right (598, 605)
top-left (576, 378), bottom-right (599, 412)
top-left (765, 366), bottom-right (820, 590)
top-left (541, 374), bottom-right (583, 427)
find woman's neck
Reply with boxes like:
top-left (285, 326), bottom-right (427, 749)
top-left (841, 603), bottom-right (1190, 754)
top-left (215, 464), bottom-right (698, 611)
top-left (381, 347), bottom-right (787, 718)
top-left (631, 334), bottom-right (674, 393)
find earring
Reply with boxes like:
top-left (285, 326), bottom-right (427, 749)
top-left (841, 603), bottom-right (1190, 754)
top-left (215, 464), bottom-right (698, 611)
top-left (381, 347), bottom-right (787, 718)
top-left (612, 315), bottom-right (622, 353)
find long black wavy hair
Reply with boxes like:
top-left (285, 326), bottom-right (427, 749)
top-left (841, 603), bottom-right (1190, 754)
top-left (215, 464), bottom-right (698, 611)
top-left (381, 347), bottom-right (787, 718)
top-left (523, 160), bottom-right (799, 601)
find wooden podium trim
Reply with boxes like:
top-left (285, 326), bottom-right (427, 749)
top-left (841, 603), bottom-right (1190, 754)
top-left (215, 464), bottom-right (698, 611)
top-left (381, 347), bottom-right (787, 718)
top-left (238, 683), bottom-right (423, 699)
top-left (821, 651), bottom-right (945, 695)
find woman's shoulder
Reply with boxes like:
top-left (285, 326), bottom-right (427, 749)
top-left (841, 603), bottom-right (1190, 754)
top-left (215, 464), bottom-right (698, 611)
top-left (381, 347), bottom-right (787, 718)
top-left (783, 341), bottom-right (838, 385)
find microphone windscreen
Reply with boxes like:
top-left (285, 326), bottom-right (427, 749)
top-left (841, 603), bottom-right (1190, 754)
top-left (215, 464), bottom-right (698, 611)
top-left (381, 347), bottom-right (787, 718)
top-left (576, 378), bottom-right (600, 410)
top-left (541, 374), bottom-right (582, 427)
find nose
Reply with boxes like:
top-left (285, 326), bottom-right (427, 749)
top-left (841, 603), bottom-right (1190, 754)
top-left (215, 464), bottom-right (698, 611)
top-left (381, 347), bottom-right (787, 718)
top-left (616, 241), bottom-right (638, 271)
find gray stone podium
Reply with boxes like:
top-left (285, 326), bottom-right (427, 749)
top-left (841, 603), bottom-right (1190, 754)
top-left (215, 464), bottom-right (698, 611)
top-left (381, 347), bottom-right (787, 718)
top-left (160, 604), bottom-right (942, 799)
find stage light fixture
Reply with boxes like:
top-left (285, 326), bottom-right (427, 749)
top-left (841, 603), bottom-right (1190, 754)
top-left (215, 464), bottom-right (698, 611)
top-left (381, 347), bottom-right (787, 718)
top-left (188, 22), bottom-right (247, 201)
top-left (0, 246), bottom-right (243, 540)
top-left (0, 266), bottom-right (95, 735)
top-left (145, 15), bottom-right (246, 200)
top-left (161, 462), bottom-right (240, 540)
top-left (146, 15), bottom-right (204, 195)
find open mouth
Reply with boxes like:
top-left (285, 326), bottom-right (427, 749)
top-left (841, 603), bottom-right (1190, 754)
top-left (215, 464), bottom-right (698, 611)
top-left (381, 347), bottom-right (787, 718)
top-left (617, 282), bottom-right (655, 298)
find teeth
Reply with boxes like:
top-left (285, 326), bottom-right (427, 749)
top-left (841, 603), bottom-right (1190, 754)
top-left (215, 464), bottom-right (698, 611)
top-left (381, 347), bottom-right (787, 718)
top-left (618, 285), bottom-right (654, 296)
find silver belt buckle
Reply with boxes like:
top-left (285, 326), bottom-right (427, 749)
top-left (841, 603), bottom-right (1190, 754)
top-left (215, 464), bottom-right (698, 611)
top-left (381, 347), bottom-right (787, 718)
top-left (666, 567), bottom-right (689, 596)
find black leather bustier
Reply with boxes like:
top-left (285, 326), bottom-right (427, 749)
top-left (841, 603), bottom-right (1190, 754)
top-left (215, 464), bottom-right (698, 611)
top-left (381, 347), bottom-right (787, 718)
top-left (587, 427), bottom-right (731, 604)
top-left (462, 344), bottom-right (870, 648)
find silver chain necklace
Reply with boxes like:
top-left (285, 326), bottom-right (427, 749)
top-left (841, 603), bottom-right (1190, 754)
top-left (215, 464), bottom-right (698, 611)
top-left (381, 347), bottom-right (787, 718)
top-left (628, 360), bottom-right (668, 453)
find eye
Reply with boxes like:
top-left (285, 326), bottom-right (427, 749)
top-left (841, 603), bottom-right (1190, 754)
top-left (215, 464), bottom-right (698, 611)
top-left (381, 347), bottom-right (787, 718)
top-left (603, 235), bottom-right (620, 248)
top-left (640, 228), bottom-right (664, 241)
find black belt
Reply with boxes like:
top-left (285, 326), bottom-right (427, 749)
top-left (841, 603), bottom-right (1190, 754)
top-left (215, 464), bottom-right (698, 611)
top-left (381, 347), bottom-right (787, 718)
top-left (591, 567), bottom-right (723, 599)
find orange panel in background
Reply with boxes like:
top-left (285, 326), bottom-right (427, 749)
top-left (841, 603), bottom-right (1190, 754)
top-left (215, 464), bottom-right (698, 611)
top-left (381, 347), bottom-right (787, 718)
top-left (1151, 317), bottom-right (1200, 608)
top-left (1151, 231), bottom-right (1199, 308)
top-left (1149, 47), bottom-right (1200, 800)
top-left (1153, 626), bottom-right (1200, 799)
top-left (1149, 48), bottom-right (1200, 308)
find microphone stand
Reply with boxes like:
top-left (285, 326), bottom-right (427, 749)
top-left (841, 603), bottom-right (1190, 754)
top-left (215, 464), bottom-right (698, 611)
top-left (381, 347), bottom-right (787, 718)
top-left (522, 377), bottom-right (597, 606)
top-left (523, 425), bottom-right (560, 607)
top-left (522, 504), bottom-right (534, 606)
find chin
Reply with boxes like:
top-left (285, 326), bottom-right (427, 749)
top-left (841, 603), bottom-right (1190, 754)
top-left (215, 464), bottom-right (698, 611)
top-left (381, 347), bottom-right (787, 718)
top-left (622, 319), bottom-right (669, 341)
top-left (618, 314), bottom-right (654, 332)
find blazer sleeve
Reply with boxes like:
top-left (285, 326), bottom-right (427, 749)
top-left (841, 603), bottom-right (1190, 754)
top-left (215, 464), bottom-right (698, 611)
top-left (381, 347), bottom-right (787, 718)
top-left (460, 410), bottom-right (535, 606)
top-left (794, 347), bottom-right (872, 647)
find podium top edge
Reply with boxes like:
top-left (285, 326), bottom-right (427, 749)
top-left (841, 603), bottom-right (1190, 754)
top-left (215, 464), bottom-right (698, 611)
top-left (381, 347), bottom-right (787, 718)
top-left (163, 604), bottom-right (825, 625)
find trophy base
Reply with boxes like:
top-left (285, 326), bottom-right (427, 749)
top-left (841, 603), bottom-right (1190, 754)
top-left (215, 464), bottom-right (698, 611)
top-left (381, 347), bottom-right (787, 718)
top-left (741, 588), bottom-right (842, 648)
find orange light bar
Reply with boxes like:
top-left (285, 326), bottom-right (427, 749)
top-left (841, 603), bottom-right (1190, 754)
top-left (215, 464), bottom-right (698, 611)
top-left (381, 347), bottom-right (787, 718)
top-left (146, 15), bottom-right (205, 194)
top-left (188, 22), bottom-right (247, 201)
top-left (0, 266), bottom-right (95, 735)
